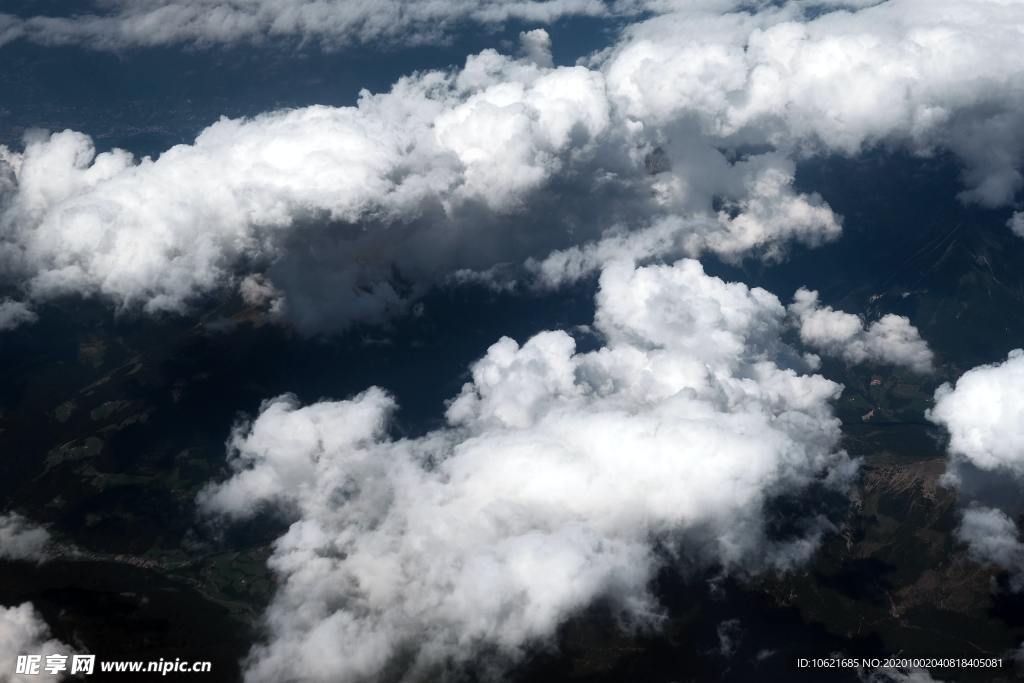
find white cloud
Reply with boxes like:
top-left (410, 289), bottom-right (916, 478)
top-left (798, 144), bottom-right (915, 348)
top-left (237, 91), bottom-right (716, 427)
top-left (955, 506), bottom-right (1024, 590)
top-left (605, 0), bottom-right (1024, 207)
top-left (200, 257), bottom-right (854, 682)
top-left (1009, 211), bottom-right (1024, 238)
top-left (238, 274), bottom-right (286, 318)
top-left (529, 158), bottom-right (841, 287)
top-left (927, 350), bottom-right (1024, 476)
top-left (0, 299), bottom-right (36, 332)
top-left (928, 352), bottom-right (1024, 589)
top-left (0, 0), bottom-right (621, 50)
top-left (788, 288), bottom-right (934, 373)
top-left (0, 514), bottom-right (50, 562)
top-left (0, 48), bottom-right (619, 329)
top-left (519, 28), bottom-right (554, 68)
top-left (4, 0), bottom-right (1024, 330)
top-left (0, 603), bottom-right (76, 683)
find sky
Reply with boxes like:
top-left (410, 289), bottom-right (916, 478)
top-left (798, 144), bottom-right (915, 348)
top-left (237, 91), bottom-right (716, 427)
top-left (1, 1), bottom-right (1024, 682)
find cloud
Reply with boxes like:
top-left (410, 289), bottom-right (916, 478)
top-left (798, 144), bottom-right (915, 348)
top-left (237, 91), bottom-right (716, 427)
top-left (528, 157), bottom-right (841, 287)
top-left (0, 299), bottom-right (35, 332)
top-left (0, 514), bottom-right (50, 562)
top-left (716, 619), bottom-right (743, 658)
top-left (0, 48), bottom-right (622, 330)
top-left (0, 35), bottom-right (839, 331)
top-left (237, 274), bottom-right (286, 318)
top-left (788, 288), bottom-right (934, 373)
top-left (1009, 211), bottom-right (1024, 238)
top-left (605, 0), bottom-right (1024, 207)
top-left (519, 28), bottom-right (554, 68)
top-left (0, 603), bottom-right (76, 683)
top-left (928, 352), bottom-right (1024, 588)
top-left (200, 257), bottom-right (854, 682)
top-left (927, 349), bottom-right (1024, 475)
top-left (4, 1), bottom-right (1024, 331)
top-left (0, 0), bottom-right (621, 50)
top-left (955, 506), bottom-right (1024, 590)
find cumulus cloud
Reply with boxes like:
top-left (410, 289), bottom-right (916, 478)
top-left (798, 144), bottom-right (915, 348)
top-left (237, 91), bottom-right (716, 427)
top-left (0, 0), bottom-right (621, 50)
top-left (200, 257), bottom-right (854, 682)
top-left (927, 350), bottom-right (1024, 476)
top-left (0, 48), bottom-right (623, 329)
top-left (238, 274), bottom-right (286, 317)
top-left (4, 0), bottom-right (1024, 331)
top-left (0, 514), bottom-right (50, 562)
top-left (0, 299), bottom-right (36, 332)
top-left (955, 506), bottom-right (1024, 589)
top-left (606, 0), bottom-right (1024, 208)
top-left (1009, 211), bottom-right (1024, 238)
top-left (928, 352), bottom-right (1024, 587)
top-left (519, 28), bottom-right (554, 68)
top-left (0, 35), bottom-right (840, 331)
top-left (529, 158), bottom-right (841, 287)
top-left (788, 289), bottom-right (934, 373)
top-left (0, 603), bottom-right (76, 683)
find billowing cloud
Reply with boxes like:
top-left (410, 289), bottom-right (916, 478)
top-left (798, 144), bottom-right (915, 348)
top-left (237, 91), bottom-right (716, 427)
top-left (0, 35), bottom-right (838, 331)
top-left (238, 274), bottom-right (286, 317)
top-left (1009, 211), bottom-right (1024, 238)
top-left (0, 0), bottom-right (621, 50)
top-left (200, 258), bottom-right (854, 682)
top-left (518, 28), bottom-right (554, 68)
top-left (0, 603), bottom-right (76, 683)
top-left (606, 0), bottom-right (1024, 208)
top-left (927, 350), bottom-right (1024, 475)
top-left (3, 0), bottom-right (1024, 331)
top-left (529, 158), bottom-right (841, 287)
top-left (0, 513), bottom-right (50, 562)
top-left (0, 299), bottom-right (36, 332)
top-left (0, 49), bottom-right (621, 329)
top-left (928, 351), bottom-right (1024, 587)
top-left (956, 506), bottom-right (1024, 590)
top-left (788, 288), bottom-right (934, 373)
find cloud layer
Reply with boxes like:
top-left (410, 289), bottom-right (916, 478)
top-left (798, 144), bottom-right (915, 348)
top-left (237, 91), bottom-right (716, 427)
top-left (0, 49), bottom-right (625, 328)
top-left (606, 0), bottom-right (1024, 207)
top-left (200, 257), bottom-right (854, 682)
top-left (0, 0), bottom-right (623, 50)
top-left (3, 1), bottom-right (1024, 330)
